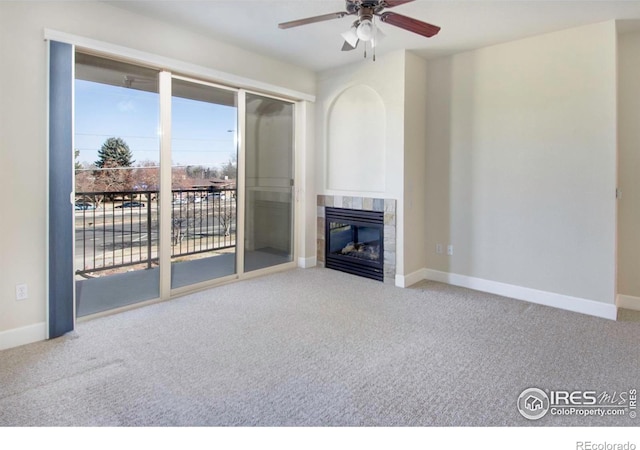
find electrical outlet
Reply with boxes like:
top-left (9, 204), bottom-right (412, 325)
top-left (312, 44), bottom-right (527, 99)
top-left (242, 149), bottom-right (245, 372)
top-left (436, 244), bottom-right (443, 254)
top-left (447, 245), bottom-right (454, 256)
top-left (16, 284), bottom-right (28, 301)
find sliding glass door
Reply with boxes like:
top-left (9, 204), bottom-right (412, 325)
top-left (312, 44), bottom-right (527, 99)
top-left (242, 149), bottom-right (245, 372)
top-left (244, 93), bottom-right (295, 272)
top-left (69, 51), bottom-right (296, 318)
top-left (170, 78), bottom-right (238, 288)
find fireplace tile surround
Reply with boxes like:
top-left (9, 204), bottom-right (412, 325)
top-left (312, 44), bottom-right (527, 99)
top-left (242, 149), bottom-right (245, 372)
top-left (317, 195), bottom-right (396, 284)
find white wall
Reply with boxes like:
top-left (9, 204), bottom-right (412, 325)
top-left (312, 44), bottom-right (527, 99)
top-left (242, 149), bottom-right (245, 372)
top-left (295, 101), bottom-right (316, 268)
top-left (403, 53), bottom-right (429, 276)
top-left (617, 29), bottom-right (640, 303)
top-left (425, 21), bottom-right (618, 306)
top-left (0, 1), bottom-right (316, 347)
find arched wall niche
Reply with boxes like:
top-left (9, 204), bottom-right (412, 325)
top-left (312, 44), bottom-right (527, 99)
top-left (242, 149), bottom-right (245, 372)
top-left (326, 84), bottom-right (386, 193)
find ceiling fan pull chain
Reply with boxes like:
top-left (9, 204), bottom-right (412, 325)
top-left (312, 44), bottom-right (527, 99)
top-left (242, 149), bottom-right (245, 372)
top-left (373, 16), bottom-right (376, 62)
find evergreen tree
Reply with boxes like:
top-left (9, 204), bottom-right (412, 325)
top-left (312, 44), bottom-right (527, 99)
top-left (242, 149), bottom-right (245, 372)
top-left (93, 137), bottom-right (135, 193)
top-left (95, 137), bottom-right (134, 168)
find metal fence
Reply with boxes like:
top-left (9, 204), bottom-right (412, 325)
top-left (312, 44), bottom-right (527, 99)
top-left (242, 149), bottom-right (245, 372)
top-left (74, 188), bottom-right (236, 276)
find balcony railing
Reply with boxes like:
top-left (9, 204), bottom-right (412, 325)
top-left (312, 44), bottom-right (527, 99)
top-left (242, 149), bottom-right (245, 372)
top-left (74, 188), bottom-right (236, 277)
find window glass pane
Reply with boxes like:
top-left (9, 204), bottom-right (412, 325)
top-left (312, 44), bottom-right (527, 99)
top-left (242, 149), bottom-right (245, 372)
top-left (170, 78), bottom-right (238, 289)
top-left (74, 53), bottom-right (160, 316)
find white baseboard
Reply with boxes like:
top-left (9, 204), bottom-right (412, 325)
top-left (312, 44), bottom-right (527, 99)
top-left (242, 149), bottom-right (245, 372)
top-left (0, 322), bottom-right (47, 351)
top-left (617, 294), bottom-right (640, 312)
top-left (297, 256), bottom-right (317, 269)
top-left (395, 269), bottom-right (428, 288)
top-left (422, 269), bottom-right (618, 320)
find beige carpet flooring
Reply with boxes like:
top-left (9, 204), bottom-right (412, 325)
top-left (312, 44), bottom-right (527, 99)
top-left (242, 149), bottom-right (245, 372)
top-left (1, 267), bottom-right (638, 426)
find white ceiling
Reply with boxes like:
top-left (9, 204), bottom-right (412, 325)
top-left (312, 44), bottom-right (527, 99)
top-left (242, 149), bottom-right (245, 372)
top-left (111, 0), bottom-right (640, 72)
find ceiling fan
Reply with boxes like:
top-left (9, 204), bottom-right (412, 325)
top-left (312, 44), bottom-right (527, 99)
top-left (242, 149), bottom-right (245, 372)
top-left (278, 0), bottom-right (440, 54)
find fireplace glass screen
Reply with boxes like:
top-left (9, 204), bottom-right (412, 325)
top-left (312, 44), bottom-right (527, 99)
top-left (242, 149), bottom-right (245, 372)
top-left (325, 207), bottom-right (384, 281)
top-left (328, 223), bottom-right (381, 261)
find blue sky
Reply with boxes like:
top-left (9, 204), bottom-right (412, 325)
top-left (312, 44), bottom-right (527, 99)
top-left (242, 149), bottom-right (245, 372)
top-left (74, 80), bottom-right (237, 169)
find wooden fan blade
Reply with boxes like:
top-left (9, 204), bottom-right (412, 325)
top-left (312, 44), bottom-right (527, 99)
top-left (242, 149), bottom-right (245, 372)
top-left (378, 12), bottom-right (440, 38)
top-left (279, 11), bottom-right (350, 29)
top-left (383, 0), bottom-right (416, 8)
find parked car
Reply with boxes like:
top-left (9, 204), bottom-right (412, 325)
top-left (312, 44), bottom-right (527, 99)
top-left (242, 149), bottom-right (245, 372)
top-left (75, 202), bottom-right (96, 210)
top-left (206, 192), bottom-right (225, 201)
top-left (115, 201), bottom-right (145, 208)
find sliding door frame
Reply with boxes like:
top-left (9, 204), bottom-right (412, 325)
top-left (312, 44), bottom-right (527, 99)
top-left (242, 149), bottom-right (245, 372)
top-left (158, 70), bottom-right (173, 300)
top-left (237, 89), bottom-right (247, 280)
top-left (163, 74), bottom-right (243, 297)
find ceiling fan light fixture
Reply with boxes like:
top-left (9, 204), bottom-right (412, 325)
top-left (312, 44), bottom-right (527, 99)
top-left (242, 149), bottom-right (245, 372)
top-left (371, 26), bottom-right (386, 48)
top-left (356, 19), bottom-right (374, 41)
top-left (341, 26), bottom-right (359, 48)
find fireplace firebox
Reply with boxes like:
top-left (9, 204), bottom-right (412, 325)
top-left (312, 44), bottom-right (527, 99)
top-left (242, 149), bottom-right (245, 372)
top-left (325, 207), bottom-right (384, 281)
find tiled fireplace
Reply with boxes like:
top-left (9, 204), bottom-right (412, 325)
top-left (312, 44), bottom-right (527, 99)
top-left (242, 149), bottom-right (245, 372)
top-left (317, 195), bottom-right (396, 284)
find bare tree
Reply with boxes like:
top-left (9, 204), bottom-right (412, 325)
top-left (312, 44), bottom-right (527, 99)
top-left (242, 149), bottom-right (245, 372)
top-left (220, 154), bottom-right (237, 180)
top-left (218, 201), bottom-right (235, 236)
top-left (93, 160), bottom-right (134, 195)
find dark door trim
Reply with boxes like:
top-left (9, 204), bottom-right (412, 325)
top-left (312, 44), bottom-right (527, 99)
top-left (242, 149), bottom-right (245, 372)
top-left (48, 40), bottom-right (75, 338)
